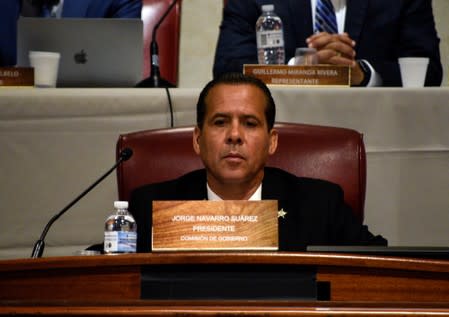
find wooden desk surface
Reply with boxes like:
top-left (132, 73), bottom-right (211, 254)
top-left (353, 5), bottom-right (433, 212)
top-left (2, 300), bottom-right (449, 316)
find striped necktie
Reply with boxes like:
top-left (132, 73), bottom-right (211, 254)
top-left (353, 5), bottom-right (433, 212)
top-left (315, 0), bottom-right (338, 34)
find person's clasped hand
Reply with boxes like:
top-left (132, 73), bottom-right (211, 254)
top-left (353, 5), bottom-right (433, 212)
top-left (307, 32), bottom-right (367, 86)
top-left (306, 32), bottom-right (356, 67)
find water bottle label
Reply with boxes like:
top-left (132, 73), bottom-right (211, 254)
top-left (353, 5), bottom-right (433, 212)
top-left (257, 30), bottom-right (284, 48)
top-left (104, 231), bottom-right (137, 253)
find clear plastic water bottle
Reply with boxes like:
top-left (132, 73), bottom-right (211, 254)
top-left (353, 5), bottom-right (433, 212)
top-left (104, 201), bottom-right (137, 254)
top-left (256, 4), bottom-right (285, 65)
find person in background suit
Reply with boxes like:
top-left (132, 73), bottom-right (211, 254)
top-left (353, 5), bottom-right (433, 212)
top-left (0, 1), bottom-right (21, 67)
top-left (130, 72), bottom-right (387, 252)
top-left (213, 0), bottom-right (442, 87)
top-left (0, 0), bottom-right (142, 67)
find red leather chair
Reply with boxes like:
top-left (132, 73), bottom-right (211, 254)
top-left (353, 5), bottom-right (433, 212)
top-left (116, 122), bottom-right (366, 222)
top-left (141, 0), bottom-right (182, 86)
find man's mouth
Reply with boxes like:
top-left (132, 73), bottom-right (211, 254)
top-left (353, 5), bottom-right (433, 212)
top-left (224, 152), bottom-right (244, 160)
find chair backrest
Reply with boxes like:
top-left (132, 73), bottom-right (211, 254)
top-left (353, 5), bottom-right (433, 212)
top-left (141, 0), bottom-right (182, 86)
top-left (116, 122), bottom-right (366, 222)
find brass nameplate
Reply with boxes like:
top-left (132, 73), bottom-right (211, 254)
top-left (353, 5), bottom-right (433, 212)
top-left (243, 64), bottom-right (350, 87)
top-left (0, 67), bottom-right (34, 87)
top-left (152, 200), bottom-right (278, 251)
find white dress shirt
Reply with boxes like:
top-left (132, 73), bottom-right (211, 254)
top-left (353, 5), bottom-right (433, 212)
top-left (50, 0), bottom-right (64, 18)
top-left (207, 183), bottom-right (262, 201)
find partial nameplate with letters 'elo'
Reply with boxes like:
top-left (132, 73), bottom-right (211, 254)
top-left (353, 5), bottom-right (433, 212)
top-left (0, 67), bottom-right (34, 87)
top-left (243, 64), bottom-right (350, 87)
top-left (152, 200), bottom-right (278, 251)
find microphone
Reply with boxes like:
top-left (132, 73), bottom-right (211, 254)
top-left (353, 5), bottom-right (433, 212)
top-left (31, 148), bottom-right (133, 258)
top-left (136, 0), bottom-right (178, 88)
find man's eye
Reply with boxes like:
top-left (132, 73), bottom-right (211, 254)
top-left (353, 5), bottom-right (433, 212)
top-left (245, 120), bottom-right (258, 127)
top-left (213, 119), bottom-right (225, 126)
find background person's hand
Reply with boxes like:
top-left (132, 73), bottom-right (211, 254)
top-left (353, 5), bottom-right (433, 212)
top-left (306, 32), bottom-right (366, 86)
top-left (306, 32), bottom-right (356, 66)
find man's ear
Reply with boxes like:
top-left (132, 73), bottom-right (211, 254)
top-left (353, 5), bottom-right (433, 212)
top-left (268, 128), bottom-right (278, 155)
top-left (193, 126), bottom-right (201, 155)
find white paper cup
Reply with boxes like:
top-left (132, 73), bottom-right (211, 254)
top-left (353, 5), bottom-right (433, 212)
top-left (398, 57), bottom-right (429, 88)
top-left (29, 51), bottom-right (61, 88)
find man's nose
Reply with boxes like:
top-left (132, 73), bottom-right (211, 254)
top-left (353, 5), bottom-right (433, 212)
top-left (226, 123), bottom-right (243, 144)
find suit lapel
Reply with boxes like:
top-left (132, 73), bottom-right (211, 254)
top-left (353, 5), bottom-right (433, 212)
top-left (261, 168), bottom-right (292, 218)
top-left (61, 0), bottom-right (89, 17)
top-left (262, 168), bottom-right (302, 251)
top-left (345, 0), bottom-right (370, 42)
top-left (289, 0), bottom-right (314, 44)
top-left (262, 169), bottom-right (288, 200)
top-left (177, 169), bottom-right (208, 200)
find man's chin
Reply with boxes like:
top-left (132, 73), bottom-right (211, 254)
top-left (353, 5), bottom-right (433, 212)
top-left (217, 170), bottom-right (252, 184)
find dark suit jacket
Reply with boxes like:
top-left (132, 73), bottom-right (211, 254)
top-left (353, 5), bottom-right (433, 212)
top-left (0, 0), bottom-right (141, 66)
top-left (130, 167), bottom-right (387, 252)
top-left (213, 0), bottom-right (442, 86)
top-left (58, 0), bottom-right (142, 18)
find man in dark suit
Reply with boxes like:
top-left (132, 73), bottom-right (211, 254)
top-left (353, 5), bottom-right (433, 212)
top-left (0, 0), bottom-right (142, 66)
top-left (130, 72), bottom-right (387, 252)
top-left (213, 0), bottom-right (442, 87)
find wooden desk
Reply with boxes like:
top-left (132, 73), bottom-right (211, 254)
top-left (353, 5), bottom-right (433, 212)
top-left (1, 252), bottom-right (449, 316)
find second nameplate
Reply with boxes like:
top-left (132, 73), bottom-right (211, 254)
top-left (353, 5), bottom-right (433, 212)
top-left (243, 64), bottom-right (350, 87)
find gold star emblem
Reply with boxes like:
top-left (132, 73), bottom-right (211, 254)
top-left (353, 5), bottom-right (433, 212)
top-left (278, 208), bottom-right (287, 218)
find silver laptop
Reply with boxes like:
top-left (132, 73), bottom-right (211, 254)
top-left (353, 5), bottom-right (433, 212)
top-left (17, 17), bottom-right (143, 87)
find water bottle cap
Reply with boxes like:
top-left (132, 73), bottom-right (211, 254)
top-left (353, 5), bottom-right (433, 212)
top-left (261, 4), bottom-right (274, 12)
top-left (114, 201), bottom-right (129, 209)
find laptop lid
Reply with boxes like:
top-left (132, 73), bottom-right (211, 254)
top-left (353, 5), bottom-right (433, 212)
top-left (17, 17), bottom-right (143, 87)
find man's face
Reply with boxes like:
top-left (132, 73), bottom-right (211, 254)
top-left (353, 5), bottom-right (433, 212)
top-left (193, 83), bottom-right (278, 188)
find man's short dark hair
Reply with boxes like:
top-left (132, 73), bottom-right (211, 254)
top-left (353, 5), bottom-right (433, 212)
top-left (196, 72), bottom-right (276, 130)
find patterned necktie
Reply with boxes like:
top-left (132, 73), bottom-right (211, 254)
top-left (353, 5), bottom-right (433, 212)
top-left (315, 0), bottom-right (338, 34)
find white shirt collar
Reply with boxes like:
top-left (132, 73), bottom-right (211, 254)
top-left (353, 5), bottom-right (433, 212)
top-left (54, 0), bottom-right (64, 18)
top-left (207, 183), bottom-right (262, 201)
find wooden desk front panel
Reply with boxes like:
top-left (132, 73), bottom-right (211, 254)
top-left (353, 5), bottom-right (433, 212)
top-left (0, 266), bottom-right (140, 301)
top-left (319, 266), bottom-right (449, 302)
top-left (1, 253), bottom-right (448, 304)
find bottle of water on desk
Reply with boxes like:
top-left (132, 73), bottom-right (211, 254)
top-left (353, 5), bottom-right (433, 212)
top-left (256, 4), bottom-right (285, 65)
top-left (104, 201), bottom-right (137, 254)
